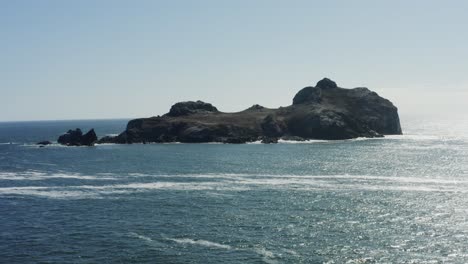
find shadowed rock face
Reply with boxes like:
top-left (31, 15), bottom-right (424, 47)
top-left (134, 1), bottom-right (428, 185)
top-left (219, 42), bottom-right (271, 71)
top-left (98, 78), bottom-right (402, 144)
top-left (58, 128), bottom-right (97, 146)
top-left (167, 100), bottom-right (219, 117)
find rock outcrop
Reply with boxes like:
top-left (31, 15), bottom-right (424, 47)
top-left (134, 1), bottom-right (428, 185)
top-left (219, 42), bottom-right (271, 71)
top-left (94, 78), bottom-right (401, 144)
top-left (37, 141), bottom-right (52, 146)
top-left (58, 128), bottom-right (98, 146)
top-left (167, 100), bottom-right (219, 117)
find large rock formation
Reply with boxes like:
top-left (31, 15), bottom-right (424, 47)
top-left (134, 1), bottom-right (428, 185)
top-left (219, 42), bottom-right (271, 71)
top-left (58, 128), bottom-right (98, 146)
top-left (167, 100), bottom-right (219, 117)
top-left (96, 78), bottom-right (402, 144)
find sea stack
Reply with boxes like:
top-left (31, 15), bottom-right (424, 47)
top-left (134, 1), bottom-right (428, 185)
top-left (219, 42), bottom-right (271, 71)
top-left (95, 78), bottom-right (401, 144)
top-left (58, 128), bottom-right (98, 146)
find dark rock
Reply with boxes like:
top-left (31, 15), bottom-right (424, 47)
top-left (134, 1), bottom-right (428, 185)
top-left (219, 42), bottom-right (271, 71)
top-left (292, 78), bottom-right (338, 105)
top-left (261, 137), bottom-right (278, 144)
top-left (81, 129), bottom-right (98, 146)
top-left (178, 126), bottom-right (216, 143)
top-left (223, 137), bottom-right (254, 144)
top-left (316, 78), bottom-right (338, 89)
top-left (247, 104), bottom-right (265, 111)
top-left (99, 78), bottom-right (401, 144)
top-left (261, 114), bottom-right (283, 137)
top-left (280, 136), bottom-right (306, 142)
top-left (58, 128), bottom-right (83, 146)
top-left (167, 100), bottom-right (218, 117)
top-left (57, 128), bottom-right (97, 146)
top-left (37, 141), bottom-right (52, 146)
top-left (97, 136), bottom-right (117, 144)
top-left (292, 86), bottom-right (322, 105)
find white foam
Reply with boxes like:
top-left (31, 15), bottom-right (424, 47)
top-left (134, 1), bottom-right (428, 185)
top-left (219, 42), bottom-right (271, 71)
top-left (246, 140), bottom-right (263, 144)
top-left (142, 173), bottom-right (466, 185)
top-left (21, 143), bottom-right (66, 148)
top-left (283, 249), bottom-right (300, 256)
top-left (0, 181), bottom-right (249, 199)
top-left (0, 171), bottom-right (116, 181)
top-left (2, 172), bottom-right (467, 199)
top-left (254, 247), bottom-right (278, 264)
top-left (384, 134), bottom-right (440, 141)
top-left (278, 139), bottom-right (330, 144)
top-left (0, 186), bottom-right (98, 199)
top-left (165, 235), bottom-right (285, 264)
top-left (129, 232), bottom-right (154, 243)
top-left (168, 238), bottom-right (232, 250)
top-left (353, 137), bottom-right (387, 141)
top-left (345, 257), bottom-right (375, 263)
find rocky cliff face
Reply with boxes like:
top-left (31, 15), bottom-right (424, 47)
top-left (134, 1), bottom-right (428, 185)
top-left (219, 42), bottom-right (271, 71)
top-left (94, 78), bottom-right (401, 144)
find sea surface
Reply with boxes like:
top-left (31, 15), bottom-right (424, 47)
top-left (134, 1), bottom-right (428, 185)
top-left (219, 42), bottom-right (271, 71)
top-left (0, 117), bottom-right (467, 263)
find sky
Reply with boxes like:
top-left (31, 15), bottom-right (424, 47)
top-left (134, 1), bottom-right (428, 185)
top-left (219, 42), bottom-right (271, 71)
top-left (1, 0), bottom-right (467, 121)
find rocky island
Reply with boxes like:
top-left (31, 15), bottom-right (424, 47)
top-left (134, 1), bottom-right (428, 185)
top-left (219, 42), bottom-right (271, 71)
top-left (57, 78), bottom-right (402, 145)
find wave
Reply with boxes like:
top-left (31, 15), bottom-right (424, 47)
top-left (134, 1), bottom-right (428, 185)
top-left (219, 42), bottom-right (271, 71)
top-left (20, 143), bottom-right (67, 148)
top-left (0, 186), bottom-right (96, 199)
top-left (1, 172), bottom-right (467, 199)
top-left (246, 140), bottom-right (262, 144)
top-left (254, 247), bottom-right (279, 264)
top-left (384, 134), bottom-right (441, 141)
top-left (94, 143), bottom-right (119, 146)
top-left (0, 171), bottom-right (116, 181)
top-left (130, 232), bottom-right (232, 250)
top-left (118, 172), bottom-right (468, 185)
top-left (168, 235), bottom-right (279, 263)
top-left (129, 232), bottom-right (154, 243)
top-left (168, 237), bottom-right (232, 250)
top-left (130, 232), bottom-right (281, 263)
top-left (277, 139), bottom-right (330, 144)
top-left (3, 171), bottom-right (465, 185)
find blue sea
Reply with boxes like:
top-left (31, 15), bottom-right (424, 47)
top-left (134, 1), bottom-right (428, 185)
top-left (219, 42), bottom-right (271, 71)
top-left (1, 117), bottom-right (467, 263)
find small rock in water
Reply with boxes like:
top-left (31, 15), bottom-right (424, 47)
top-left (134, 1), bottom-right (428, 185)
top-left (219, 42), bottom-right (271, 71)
top-left (37, 141), bottom-right (52, 146)
top-left (261, 137), bottom-right (278, 144)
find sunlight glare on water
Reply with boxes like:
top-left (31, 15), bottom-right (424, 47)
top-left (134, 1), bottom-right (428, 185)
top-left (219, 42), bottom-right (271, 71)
top-left (0, 116), bottom-right (468, 263)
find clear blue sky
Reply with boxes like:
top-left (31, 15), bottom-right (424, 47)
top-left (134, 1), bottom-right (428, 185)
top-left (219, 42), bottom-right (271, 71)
top-left (1, 0), bottom-right (467, 121)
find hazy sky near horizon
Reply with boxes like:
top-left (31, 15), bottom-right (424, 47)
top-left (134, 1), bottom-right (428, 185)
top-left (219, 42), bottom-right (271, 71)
top-left (1, 0), bottom-right (467, 121)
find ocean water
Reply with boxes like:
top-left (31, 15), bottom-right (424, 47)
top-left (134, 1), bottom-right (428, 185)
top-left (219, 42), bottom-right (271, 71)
top-left (0, 117), bottom-right (467, 263)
